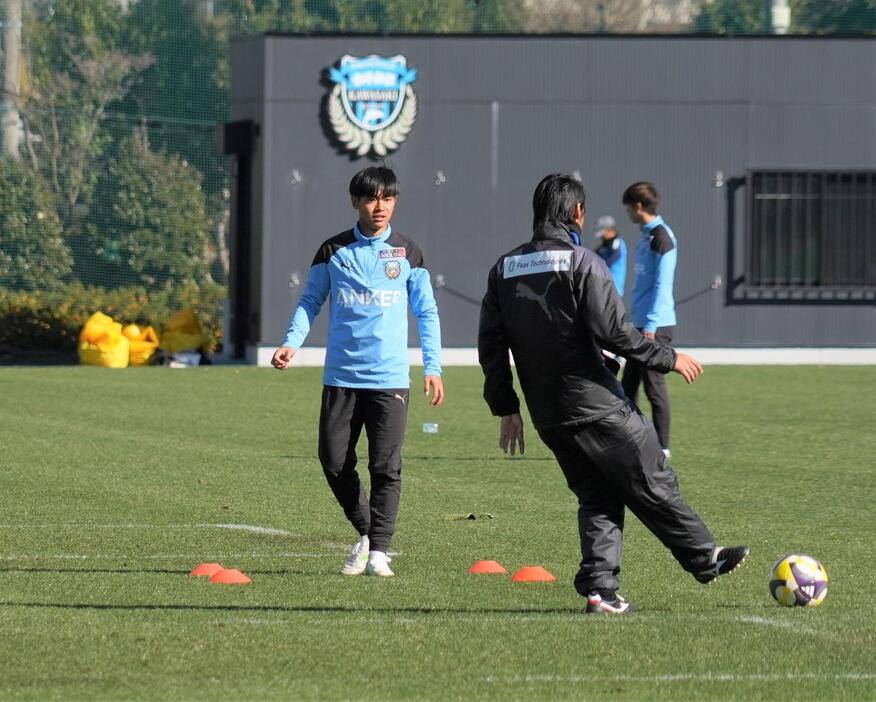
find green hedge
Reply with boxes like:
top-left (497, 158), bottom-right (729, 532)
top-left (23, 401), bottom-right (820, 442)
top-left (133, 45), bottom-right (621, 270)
top-left (0, 282), bottom-right (225, 352)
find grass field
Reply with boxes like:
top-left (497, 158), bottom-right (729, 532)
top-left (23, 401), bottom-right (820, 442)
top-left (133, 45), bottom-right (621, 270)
top-left (0, 365), bottom-right (874, 701)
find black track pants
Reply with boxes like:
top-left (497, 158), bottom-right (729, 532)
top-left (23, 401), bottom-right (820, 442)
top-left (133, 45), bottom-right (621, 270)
top-left (621, 325), bottom-right (674, 450)
top-left (318, 385), bottom-right (409, 553)
top-left (537, 403), bottom-right (715, 597)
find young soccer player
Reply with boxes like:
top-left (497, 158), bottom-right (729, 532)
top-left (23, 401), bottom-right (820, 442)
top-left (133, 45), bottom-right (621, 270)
top-left (621, 182), bottom-right (677, 458)
top-left (271, 166), bottom-right (443, 577)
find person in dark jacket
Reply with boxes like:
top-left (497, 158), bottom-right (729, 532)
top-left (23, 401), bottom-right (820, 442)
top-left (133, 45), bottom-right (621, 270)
top-left (478, 173), bottom-right (747, 614)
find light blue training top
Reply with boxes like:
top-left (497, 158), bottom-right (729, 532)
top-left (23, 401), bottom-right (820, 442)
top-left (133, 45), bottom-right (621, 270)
top-left (282, 223), bottom-right (442, 389)
top-left (595, 236), bottom-right (628, 297)
top-left (630, 215), bottom-right (677, 333)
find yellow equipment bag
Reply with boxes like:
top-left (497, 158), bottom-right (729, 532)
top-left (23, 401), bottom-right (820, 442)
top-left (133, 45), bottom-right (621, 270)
top-left (78, 312), bottom-right (130, 368)
top-left (123, 324), bottom-right (160, 366)
top-left (160, 308), bottom-right (207, 353)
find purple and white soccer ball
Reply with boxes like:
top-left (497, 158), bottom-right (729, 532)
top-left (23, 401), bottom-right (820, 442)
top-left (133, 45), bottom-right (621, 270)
top-left (769, 554), bottom-right (828, 607)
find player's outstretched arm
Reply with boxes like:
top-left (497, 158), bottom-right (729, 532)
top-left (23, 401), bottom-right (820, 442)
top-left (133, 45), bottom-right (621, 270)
top-left (672, 352), bottom-right (703, 384)
top-left (424, 375), bottom-right (444, 406)
top-left (499, 413), bottom-right (525, 456)
top-left (271, 346), bottom-right (295, 370)
top-left (581, 258), bottom-right (674, 373)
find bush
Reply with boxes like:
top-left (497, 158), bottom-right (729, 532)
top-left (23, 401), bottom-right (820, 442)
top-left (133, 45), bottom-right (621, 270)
top-left (82, 131), bottom-right (213, 289)
top-left (0, 158), bottom-right (72, 290)
top-left (0, 281), bottom-right (225, 353)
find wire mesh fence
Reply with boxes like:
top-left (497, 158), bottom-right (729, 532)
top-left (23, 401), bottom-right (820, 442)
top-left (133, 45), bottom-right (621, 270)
top-left (0, 0), bottom-right (873, 354)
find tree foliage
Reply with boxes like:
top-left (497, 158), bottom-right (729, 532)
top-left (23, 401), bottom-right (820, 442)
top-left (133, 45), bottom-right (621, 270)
top-left (694, 0), bottom-right (876, 33)
top-left (85, 131), bottom-right (212, 290)
top-left (119, 0), bottom-right (229, 213)
top-left (122, 0), bottom-right (226, 124)
top-left (790, 0), bottom-right (876, 33)
top-left (220, 0), bottom-right (525, 33)
top-left (0, 157), bottom-right (72, 290)
top-left (21, 0), bottom-right (154, 232)
top-left (693, 0), bottom-right (767, 33)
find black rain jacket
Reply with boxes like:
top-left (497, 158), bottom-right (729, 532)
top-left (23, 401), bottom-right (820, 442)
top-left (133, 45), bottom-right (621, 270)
top-left (478, 222), bottom-right (676, 429)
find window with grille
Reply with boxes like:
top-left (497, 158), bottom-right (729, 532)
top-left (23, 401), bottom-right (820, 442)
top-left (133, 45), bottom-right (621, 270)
top-left (742, 170), bottom-right (875, 302)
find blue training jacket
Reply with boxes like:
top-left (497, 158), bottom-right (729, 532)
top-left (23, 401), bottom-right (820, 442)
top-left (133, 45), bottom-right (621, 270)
top-left (595, 236), bottom-right (627, 297)
top-left (630, 215), bottom-right (677, 333)
top-left (282, 223), bottom-right (442, 389)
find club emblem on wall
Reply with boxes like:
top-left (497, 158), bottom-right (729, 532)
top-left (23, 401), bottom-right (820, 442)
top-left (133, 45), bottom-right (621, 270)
top-left (326, 55), bottom-right (418, 158)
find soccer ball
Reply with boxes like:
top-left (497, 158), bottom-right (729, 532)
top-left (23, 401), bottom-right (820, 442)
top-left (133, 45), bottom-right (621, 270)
top-left (769, 554), bottom-right (828, 607)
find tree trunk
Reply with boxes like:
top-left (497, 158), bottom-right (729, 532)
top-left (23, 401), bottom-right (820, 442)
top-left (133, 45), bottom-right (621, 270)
top-left (2, 0), bottom-right (23, 159)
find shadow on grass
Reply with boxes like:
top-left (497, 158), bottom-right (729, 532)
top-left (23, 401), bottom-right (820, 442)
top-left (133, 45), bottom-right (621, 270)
top-left (0, 600), bottom-right (584, 615)
top-left (279, 455), bottom-right (553, 462)
top-left (0, 567), bottom-right (191, 575)
top-left (0, 567), bottom-right (316, 576)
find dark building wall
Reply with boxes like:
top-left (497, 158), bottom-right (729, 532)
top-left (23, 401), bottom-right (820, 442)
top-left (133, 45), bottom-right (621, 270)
top-left (230, 35), bottom-right (876, 349)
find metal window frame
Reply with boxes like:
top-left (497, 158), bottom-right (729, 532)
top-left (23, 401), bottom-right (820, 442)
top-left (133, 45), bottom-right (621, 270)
top-left (730, 169), bottom-right (876, 304)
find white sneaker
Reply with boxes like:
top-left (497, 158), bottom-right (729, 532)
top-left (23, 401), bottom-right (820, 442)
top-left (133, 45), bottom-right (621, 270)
top-left (366, 550), bottom-right (394, 577)
top-left (340, 535), bottom-right (369, 576)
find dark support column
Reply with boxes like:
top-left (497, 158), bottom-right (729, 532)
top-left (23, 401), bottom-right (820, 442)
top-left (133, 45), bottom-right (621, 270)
top-left (217, 120), bottom-right (259, 360)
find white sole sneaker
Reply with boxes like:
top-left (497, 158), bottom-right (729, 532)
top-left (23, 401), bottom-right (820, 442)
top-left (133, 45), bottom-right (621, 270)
top-left (366, 556), bottom-right (394, 578)
top-left (585, 593), bottom-right (635, 614)
top-left (340, 537), bottom-right (369, 576)
top-left (341, 558), bottom-right (368, 576)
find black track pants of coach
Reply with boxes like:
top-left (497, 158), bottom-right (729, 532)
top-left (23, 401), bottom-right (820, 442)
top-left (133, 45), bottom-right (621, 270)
top-left (537, 403), bottom-right (715, 597)
top-left (318, 385), bottom-right (408, 553)
top-left (622, 325), bottom-right (673, 450)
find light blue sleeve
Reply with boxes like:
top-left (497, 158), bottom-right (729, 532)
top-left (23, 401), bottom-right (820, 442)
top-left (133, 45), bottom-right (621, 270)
top-left (612, 239), bottom-right (627, 298)
top-left (643, 252), bottom-right (675, 333)
top-left (281, 263), bottom-right (330, 348)
top-left (407, 267), bottom-right (442, 376)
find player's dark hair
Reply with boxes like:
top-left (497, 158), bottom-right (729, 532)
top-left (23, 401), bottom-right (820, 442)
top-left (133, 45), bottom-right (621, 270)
top-left (349, 166), bottom-right (399, 199)
top-left (622, 181), bottom-right (659, 215)
top-left (532, 174), bottom-right (586, 231)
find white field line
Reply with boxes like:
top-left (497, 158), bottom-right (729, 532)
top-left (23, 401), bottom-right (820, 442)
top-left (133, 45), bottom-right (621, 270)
top-left (0, 552), bottom-right (331, 561)
top-left (215, 614), bottom-right (603, 627)
top-left (0, 523), bottom-right (294, 536)
top-left (206, 611), bottom-right (849, 630)
top-left (203, 524), bottom-right (291, 536)
top-left (736, 614), bottom-right (817, 633)
top-left (483, 672), bottom-right (875, 684)
top-left (0, 525), bottom-right (401, 561)
top-left (0, 547), bottom-right (403, 561)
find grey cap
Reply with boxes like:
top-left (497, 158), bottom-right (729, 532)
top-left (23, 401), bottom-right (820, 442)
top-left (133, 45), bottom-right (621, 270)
top-left (594, 214), bottom-right (617, 237)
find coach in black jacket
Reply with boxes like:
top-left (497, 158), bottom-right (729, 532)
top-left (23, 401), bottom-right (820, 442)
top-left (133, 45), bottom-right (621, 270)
top-left (478, 174), bottom-right (748, 614)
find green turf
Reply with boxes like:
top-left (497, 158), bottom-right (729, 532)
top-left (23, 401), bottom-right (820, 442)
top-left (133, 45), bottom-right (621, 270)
top-left (0, 365), bottom-right (873, 701)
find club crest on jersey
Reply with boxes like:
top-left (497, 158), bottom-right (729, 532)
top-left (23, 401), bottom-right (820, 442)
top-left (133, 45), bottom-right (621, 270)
top-left (384, 261), bottom-right (401, 279)
top-left (326, 55), bottom-right (418, 158)
top-left (378, 247), bottom-right (406, 259)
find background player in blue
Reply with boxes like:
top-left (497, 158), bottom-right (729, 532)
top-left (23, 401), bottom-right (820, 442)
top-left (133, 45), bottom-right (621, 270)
top-left (271, 167), bottom-right (444, 578)
top-left (620, 182), bottom-right (677, 458)
top-left (593, 214), bottom-right (627, 297)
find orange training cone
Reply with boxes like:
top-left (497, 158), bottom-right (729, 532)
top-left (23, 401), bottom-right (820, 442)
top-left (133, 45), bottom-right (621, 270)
top-left (468, 560), bottom-right (508, 574)
top-left (209, 568), bottom-right (252, 585)
top-left (189, 562), bottom-right (223, 577)
top-left (511, 566), bottom-right (556, 582)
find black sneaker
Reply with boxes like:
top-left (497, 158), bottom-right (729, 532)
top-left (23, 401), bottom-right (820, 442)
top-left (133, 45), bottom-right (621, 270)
top-left (694, 546), bottom-right (749, 584)
top-left (585, 592), bottom-right (635, 614)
